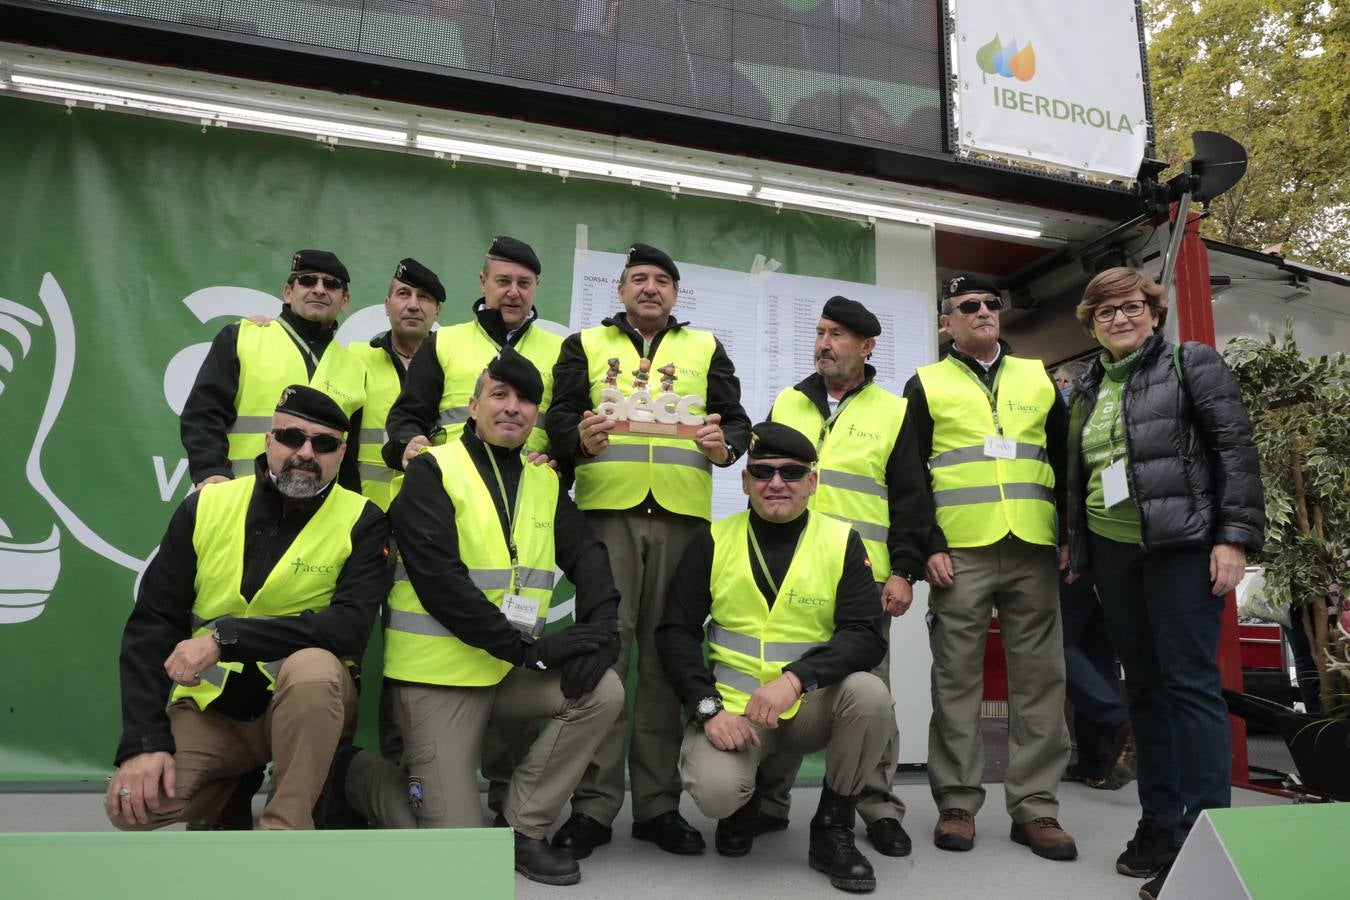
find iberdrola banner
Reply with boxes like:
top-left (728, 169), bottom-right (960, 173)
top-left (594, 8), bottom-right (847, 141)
top-left (952, 0), bottom-right (1151, 181)
top-left (0, 95), bottom-right (873, 781)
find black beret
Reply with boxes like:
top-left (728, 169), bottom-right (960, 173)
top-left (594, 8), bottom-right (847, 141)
top-left (624, 242), bottom-right (680, 282)
top-left (486, 235), bottom-right (542, 276)
top-left (484, 346), bottom-right (545, 406)
top-left (747, 421), bottom-right (817, 464)
top-left (821, 295), bottom-right (881, 338)
top-left (942, 273), bottom-right (1001, 301)
top-left (291, 249), bottom-right (350, 285)
top-left (275, 384), bottom-right (350, 434)
top-left (393, 257), bottom-right (446, 303)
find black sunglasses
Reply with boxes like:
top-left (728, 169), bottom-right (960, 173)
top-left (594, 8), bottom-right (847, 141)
top-left (293, 272), bottom-right (344, 291)
top-left (953, 297), bottom-right (1003, 315)
top-left (271, 427), bottom-right (343, 454)
top-left (746, 463), bottom-right (812, 483)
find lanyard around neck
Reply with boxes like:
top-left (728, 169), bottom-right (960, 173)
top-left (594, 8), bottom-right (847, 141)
top-left (747, 519), bottom-right (806, 600)
top-left (277, 317), bottom-right (320, 369)
top-left (818, 383), bottom-right (865, 446)
top-left (483, 446), bottom-right (524, 592)
top-left (952, 356), bottom-right (1006, 435)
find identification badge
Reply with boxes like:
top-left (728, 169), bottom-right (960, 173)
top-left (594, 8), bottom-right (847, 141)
top-left (501, 593), bottom-right (542, 636)
top-left (983, 435), bottom-right (1016, 460)
top-left (1102, 459), bottom-right (1130, 508)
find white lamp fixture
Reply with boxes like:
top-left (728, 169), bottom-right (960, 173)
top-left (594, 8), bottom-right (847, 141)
top-left (1, 46), bottom-right (1075, 243)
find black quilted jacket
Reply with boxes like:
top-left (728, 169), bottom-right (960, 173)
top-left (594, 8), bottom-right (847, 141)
top-left (1066, 334), bottom-right (1265, 572)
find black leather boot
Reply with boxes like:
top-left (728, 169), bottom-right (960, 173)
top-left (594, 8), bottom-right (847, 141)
top-left (515, 831), bottom-right (582, 885)
top-left (808, 787), bottom-right (876, 893)
top-left (715, 790), bottom-right (762, 857)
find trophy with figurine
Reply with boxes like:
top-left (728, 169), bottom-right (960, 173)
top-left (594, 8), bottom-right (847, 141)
top-left (596, 357), bottom-right (705, 438)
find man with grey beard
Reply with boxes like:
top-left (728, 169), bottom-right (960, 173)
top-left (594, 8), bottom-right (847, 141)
top-left (107, 385), bottom-right (389, 831)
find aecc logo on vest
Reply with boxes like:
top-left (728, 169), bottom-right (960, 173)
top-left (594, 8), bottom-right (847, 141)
top-left (784, 588), bottom-right (826, 608)
top-left (1003, 398), bottom-right (1044, 414)
top-left (845, 424), bottom-right (881, 441)
top-left (290, 556), bottom-right (336, 576)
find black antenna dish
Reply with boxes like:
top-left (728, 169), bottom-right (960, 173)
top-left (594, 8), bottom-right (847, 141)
top-left (1189, 131), bottom-right (1248, 204)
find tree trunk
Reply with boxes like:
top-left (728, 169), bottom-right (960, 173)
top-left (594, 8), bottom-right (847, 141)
top-left (1288, 447), bottom-right (1335, 710)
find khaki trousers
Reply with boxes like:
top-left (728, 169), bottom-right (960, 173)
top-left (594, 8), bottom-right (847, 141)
top-left (926, 537), bottom-right (1070, 822)
top-left (347, 669), bottom-right (623, 839)
top-left (567, 510), bottom-right (703, 825)
top-left (758, 640), bottom-right (906, 825)
top-left (107, 648), bottom-right (356, 831)
top-left (681, 672), bottom-right (894, 821)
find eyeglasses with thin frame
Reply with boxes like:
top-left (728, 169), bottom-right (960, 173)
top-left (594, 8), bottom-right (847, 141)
top-left (951, 297), bottom-right (1003, 315)
top-left (746, 463), bottom-right (812, 483)
top-left (1092, 300), bottom-right (1149, 323)
top-left (270, 427), bottom-right (344, 454)
top-left (293, 273), bottom-right (344, 291)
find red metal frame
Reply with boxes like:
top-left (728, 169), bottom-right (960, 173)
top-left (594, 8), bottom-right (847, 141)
top-left (1171, 207), bottom-right (1252, 786)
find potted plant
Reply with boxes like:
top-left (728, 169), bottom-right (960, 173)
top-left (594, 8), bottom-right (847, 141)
top-left (1223, 323), bottom-right (1350, 796)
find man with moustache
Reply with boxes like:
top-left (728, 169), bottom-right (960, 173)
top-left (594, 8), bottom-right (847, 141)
top-left (905, 274), bottom-right (1075, 860)
top-left (182, 250), bottom-right (367, 493)
top-left (106, 386), bottom-right (388, 832)
top-left (383, 236), bottom-right (563, 467)
top-left (752, 296), bottom-right (928, 858)
top-left (343, 349), bottom-right (623, 887)
top-left (346, 258), bottom-right (445, 511)
top-left (657, 422), bottom-right (891, 892)
top-left (544, 242), bottom-right (752, 858)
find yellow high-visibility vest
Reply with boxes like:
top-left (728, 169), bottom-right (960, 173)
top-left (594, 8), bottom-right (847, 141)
top-left (383, 440), bottom-right (559, 687)
top-left (915, 355), bottom-right (1056, 548)
top-left (347, 340), bottom-right (402, 511)
top-left (706, 511), bottom-right (849, 720)
top-left (227, 320), bottom-right (365, 475)
top-left (432, 320), bottom-right (562, 454)
top-left (573, 325), bottom-right (716, 520)
top-left (771, 382), bottom-right (906, 582)
top-left (173, 475), bottom-right (369, 710)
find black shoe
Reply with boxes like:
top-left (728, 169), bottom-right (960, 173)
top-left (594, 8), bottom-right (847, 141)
top-left (551, 811), bottom-right (612, 860)
top-left (632, 810), bottom-right (706, 855)
top-left (188, 766), bottom-right (263, 830)
top-left (715, 793), bottom-right (762, 857)
top-left (515, 832), bottom-right (581, 886)
top-left (808, 787), bottom-right (876, 893)
top-left (314, 745), bottom-right (368, 829)
top-left (1139, 861), bottom-right (1173, 900)
top-left (1117, 820), bottom-right (1178, 878)
top-left (754, 813), bottom-right (790, 835)
top-left (864, 818), bottom-right (912, 857)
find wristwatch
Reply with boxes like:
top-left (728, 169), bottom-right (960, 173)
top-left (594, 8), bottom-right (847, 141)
top-left (695, 696), bottom-right (723, 723)
top-left (211, 625), bottom-right (237, 648)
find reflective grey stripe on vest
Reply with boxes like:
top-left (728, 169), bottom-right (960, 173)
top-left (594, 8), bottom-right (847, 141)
top-left (708, 623), bottom-right (759, 657)
top-left (713, 663), bottom-right (762, 696)
top-left (359, 428), bottom-right (387, 445)
top-left (709, 624), bottom-right (823, 663)
top-left (930, 442), bottom-right (1050, 468)
top-left (262, 660), bottom-right (283, 680)
top-left (388, 609), bottom-right (452, 638)
top-left (359, 463), bottom-right (395, 483)
top-left (199, 665), bottom-right (228, 687)
top-left (227, 415), bottom-right (273, 435)
top-left (469, 569), bottom-right (513, 591)
top-left (389, 607), bottom-right (546, 639)
top-left (822, 512), bottom-right (888, 544)
top-left (576, 443), bottom-right (711, 473)
top-left (437, 406), bottom-right (470, 427)
top-left (230, 458), bottom-right (254, 476)
top-left (933, 483), bottom-right (1054, 508)
top-left (394, 562), bottom-right (408, 582)
top-left (818, 469), bottom-right (886, 498)
top-left (192, 613), bottom-right (279, 630)
top-left (517, 567), bottom-right (556, 590)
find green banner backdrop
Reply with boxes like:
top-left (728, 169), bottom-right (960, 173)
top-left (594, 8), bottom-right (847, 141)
top-left (0, 95), bottom-right (874, 782)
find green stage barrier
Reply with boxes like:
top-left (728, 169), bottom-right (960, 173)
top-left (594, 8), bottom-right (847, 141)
top-left (1166, 803), bottom-right (1347, 900)
top-left (0, 828), bottom-right (512, 900)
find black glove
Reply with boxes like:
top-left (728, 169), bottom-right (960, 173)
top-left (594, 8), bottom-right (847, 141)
top-left (559, 632), bottom-right (620, 700)
top-left (521, 624), bottom-right (610, 672)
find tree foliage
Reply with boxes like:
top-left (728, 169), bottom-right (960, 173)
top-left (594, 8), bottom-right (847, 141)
top-left (1225, 324), bottom-right (1350, 713)
top-left (1145, 0), bottom-right (1350, 270)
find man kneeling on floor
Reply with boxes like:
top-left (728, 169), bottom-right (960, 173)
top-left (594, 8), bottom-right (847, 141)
top-left (106, 385), bottom-right (388, 831)
top-left (657, 422), bottom-right (894, 893)
top-left (343, 347), bottom-right (624, 887)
